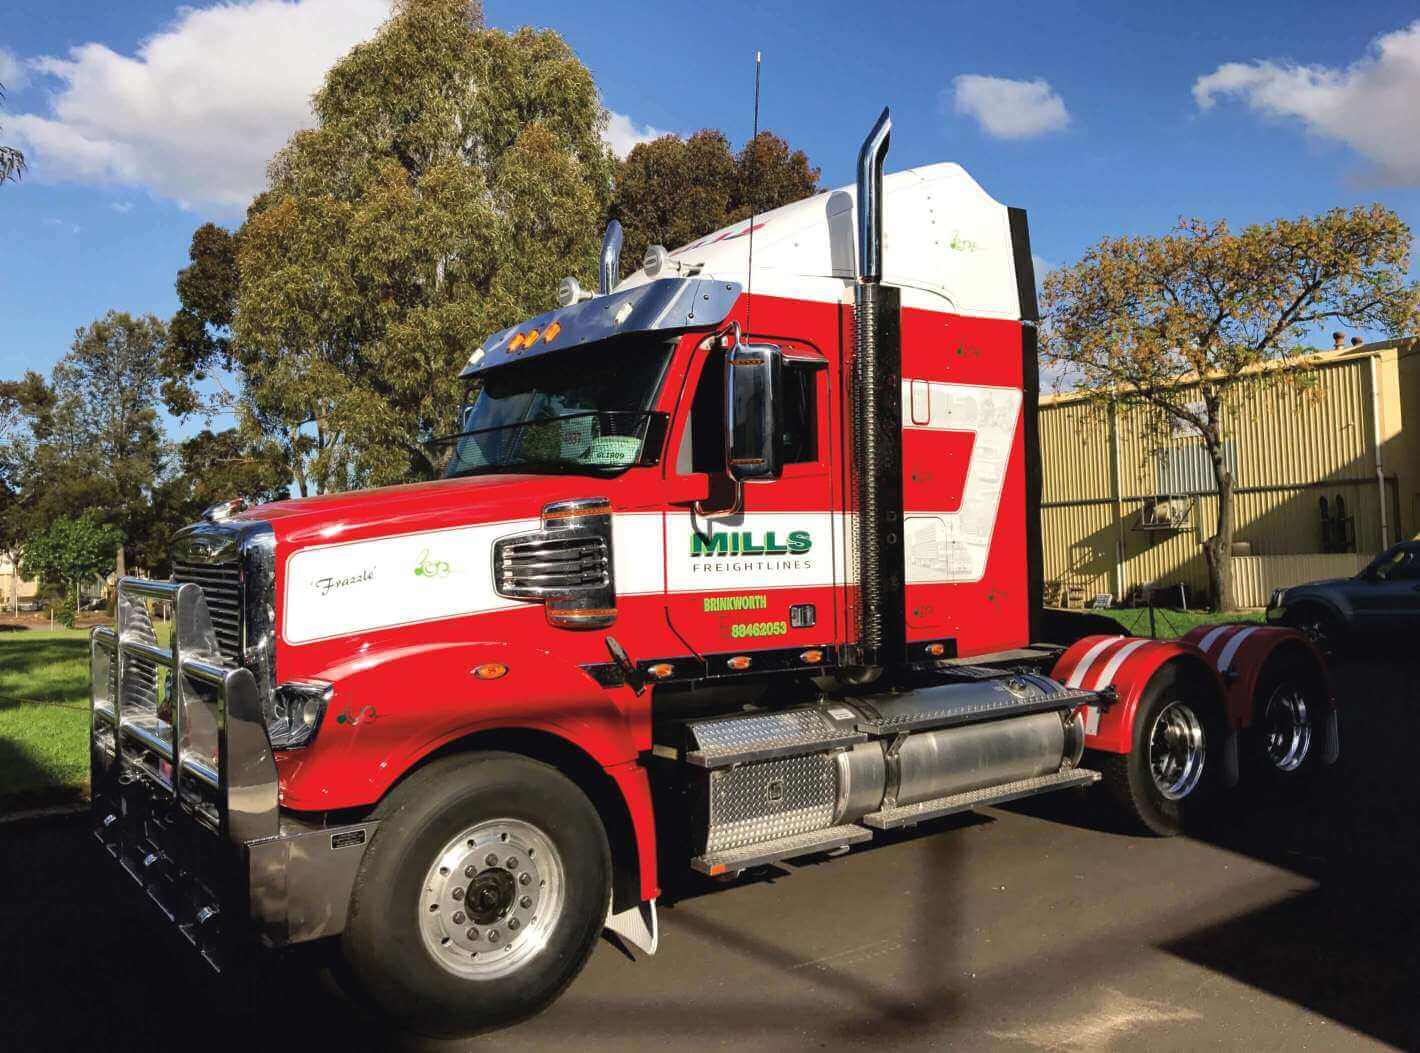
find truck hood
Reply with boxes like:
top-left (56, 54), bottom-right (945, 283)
top-left (237, 473), bottom-right (624, 548)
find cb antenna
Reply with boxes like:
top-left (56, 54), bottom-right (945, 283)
top-left (745, 50), bottom-right (761, 336)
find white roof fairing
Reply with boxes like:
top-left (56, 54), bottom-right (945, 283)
top-left (616, 163), bottom-right (1026, 320)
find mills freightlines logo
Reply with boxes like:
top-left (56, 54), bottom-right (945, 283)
top-left (688, 528), bottom-right (814, 576)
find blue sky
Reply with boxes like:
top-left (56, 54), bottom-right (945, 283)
top-left (3, 0), bottom-right (1419, 425)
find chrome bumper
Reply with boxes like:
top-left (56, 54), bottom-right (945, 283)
top-left (90, 576), bottom-right (376, 967)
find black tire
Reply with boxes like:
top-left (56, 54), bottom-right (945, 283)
top-left (340, 752), bottom-right (611, 1037)
top-left (1245, 650), bottom-right (1328, 786)
top-left (1281, 603), bottom-right (1345, 657)
top-left (1099, 663), bottom-right (1224, 836)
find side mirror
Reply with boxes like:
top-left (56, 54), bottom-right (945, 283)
top-left (724, 342), bottom-right (783, 483)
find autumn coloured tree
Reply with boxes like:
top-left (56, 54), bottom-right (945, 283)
top-left (1043, 206), bottom-right (1420, 610)
top-left (610, 130), bottom-right (819, 279)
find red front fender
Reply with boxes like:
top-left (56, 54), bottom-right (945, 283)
top-left (1051, 634), bottom-right (1225, 754)
top-left (278, 640), bottom-right (648, 808)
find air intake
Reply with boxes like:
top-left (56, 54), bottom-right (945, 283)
top-left (493, 498), bottom-right (616, 629)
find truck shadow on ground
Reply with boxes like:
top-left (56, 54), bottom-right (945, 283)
top-left (1005, 655), bottom-right (1420, 1049)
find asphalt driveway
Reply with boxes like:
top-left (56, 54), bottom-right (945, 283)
top-left (2, 657), bottom-right (1415, 1052)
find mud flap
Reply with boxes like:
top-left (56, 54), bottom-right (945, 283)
top-left (1221, 729), bottom-right (1240, 789)
top-left (1323, 707), bottom-right (1341, 766)
top-left (605, 898), bottom-right (658, 957)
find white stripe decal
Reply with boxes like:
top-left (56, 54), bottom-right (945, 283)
top-left (1067, 637), bottom-right (1122, 689)
top-left (1093, 638), bottom-right (1152, 690)
top-left (1197, 624), bottom-right (1233, 655)
top-left (1217, 626), bottom-right (1260, 672)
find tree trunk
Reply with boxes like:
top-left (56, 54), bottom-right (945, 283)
top-left (116, 543), bottom-right (127, 583)
top-left (1202, 439), bottom-right (1236, 612)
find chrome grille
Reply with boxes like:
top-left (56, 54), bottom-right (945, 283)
top-left (494, 534), bottom-right (610, 597)
top-left (172, 559), bottom-right (242, 664)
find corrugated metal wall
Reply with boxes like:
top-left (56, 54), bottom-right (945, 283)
top-left (1041, 351), bottom-right (1394, 607)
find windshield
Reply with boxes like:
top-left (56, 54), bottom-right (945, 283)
top-left (441, 335), bottom-right (674, 478)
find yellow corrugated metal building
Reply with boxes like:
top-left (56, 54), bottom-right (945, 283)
top-left (1039, 339), bottom-right (1419, 608)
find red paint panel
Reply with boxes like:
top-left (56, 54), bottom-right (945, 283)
top-left (1182, 624), bottom-right (1333, 730)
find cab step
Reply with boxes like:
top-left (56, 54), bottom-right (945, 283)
top-left (691, 824), bottom-right (872, 876)
top-left (861, 768), bottom-right (1101, 830)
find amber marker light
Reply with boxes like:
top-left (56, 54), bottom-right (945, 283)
top-left (523, 328), bottom-right (541, 348)
top-left (542, 320), bottom-right (562, 342)
top-left (799, 650), bottom-right (824, 665)
top-left (926, 643), bottom-right (947, 657)
top-left (473, 663), bottom-right (509, 680)
top-left (727, 655), bottom-right (752, 671)
top-left (508, 332), bottom-right (527, 351)
top-left (647, 663), bottom-right (674, 680)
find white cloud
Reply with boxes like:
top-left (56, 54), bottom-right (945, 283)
top-left (1193, 19), bottom-right (1420, 186)
top-left (0, 47), bottom-right (28, 91)
top-left (9, 0), bottom-right (391, 211)
top-left (110, 201), bottom-right (134, 214)
top-left (951, 75), bottom-right (1071, 140)
top-left (604, 110), bottom-right (668, 159)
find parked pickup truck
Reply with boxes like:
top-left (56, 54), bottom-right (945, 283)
top-left (1268, 540), bottom-right (1420, 650)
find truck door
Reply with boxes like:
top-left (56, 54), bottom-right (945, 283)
top-left (662, 342), bottom-right (839, 669)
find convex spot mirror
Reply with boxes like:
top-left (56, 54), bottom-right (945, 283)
top-left (725, 340), bottom-right (783, 483)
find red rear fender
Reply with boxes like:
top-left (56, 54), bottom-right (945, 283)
top-left (1051, 634), bottom-right (1225, 754)
top-left (1182, 623), bottom-right (1333, 728)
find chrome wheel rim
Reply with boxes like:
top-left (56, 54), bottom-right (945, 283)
top-left (1148, 701), bottom-right (1206, 801)
top-left (1263, 684), bottom-right (1312, 772)
top-left (418, 818), bottom-right (565, 980)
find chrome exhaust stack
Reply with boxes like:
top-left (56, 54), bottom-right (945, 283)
top-left (851, 108), bottom-right (896, 667)
top-left (599, 219), bottom-right (624, 295)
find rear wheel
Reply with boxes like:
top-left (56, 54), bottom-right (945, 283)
top-left (1101, 664), bottom-right (1222, 836)
top-left (340, 752), bottom-right (610, 1037)
top-left (1247, 653), bottom-right (1326, 783)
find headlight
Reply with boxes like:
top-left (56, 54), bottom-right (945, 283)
top-left (268, 680), bottom-right (332, 749)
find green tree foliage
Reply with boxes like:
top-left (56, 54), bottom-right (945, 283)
top-left (11, 313), bottom-right (168, 580)
top-left (21, 513), bottom-right (122, 623)
top-left (220, 0), bottom-right (613, 495)
top-left (1043, 206), bottom-right (1420, 611)
top-left (610, 130), bottom-right (820, 279)
top-left (0, 85), bottom-right (24, 186)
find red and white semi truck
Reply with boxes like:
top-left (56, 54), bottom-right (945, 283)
top-left (89, 109), bottom-right (1338, 1035)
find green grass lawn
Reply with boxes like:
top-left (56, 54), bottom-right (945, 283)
top-left (0, 624), bottom-right (173, 812)
top-left (0, 628), bottom-right (96, 810)
top-left (1089, 606), bottom-right (1265, 639)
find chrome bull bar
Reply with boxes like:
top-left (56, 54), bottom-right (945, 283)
top-left (90, 576), bottom-right (278, 844)
top-left (90, 576), bottom-right (377, 964)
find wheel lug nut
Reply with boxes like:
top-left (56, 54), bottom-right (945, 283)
top-left (488, 929), bottom-right (500, 943)
top-left (519, 895), bottom-right (532, 909)
top-left (505, 857), bottom-right (518, 870)
top-left (485, 853), bottom-right (499, 867)
top-left (451, 887), bottom-right (464, 901)
top-left (518, 872), bottom-right (531, 886)
top-left (464, 865), bottom-right (476, 878)
top-left (451, 911), bottom-right (465, 925)
top-left (466, 927), bottom-right (479, 941)
top-left (508, 918), bottom-right (520, 931)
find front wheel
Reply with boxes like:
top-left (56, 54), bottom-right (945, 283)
top-left (1100, 664), bottom-right (1222, 836)
top-left (340, 752), bottom-right (611, 1037)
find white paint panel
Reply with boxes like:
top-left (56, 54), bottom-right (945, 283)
top-left (283, 520), bottom-right (535, 645)
top-left (612, 513), bottom-right (665, 596)
top-left (902, 380), bottom-right (1023, 584)
top-left (1067, 636), bottom-right (1121, 689)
